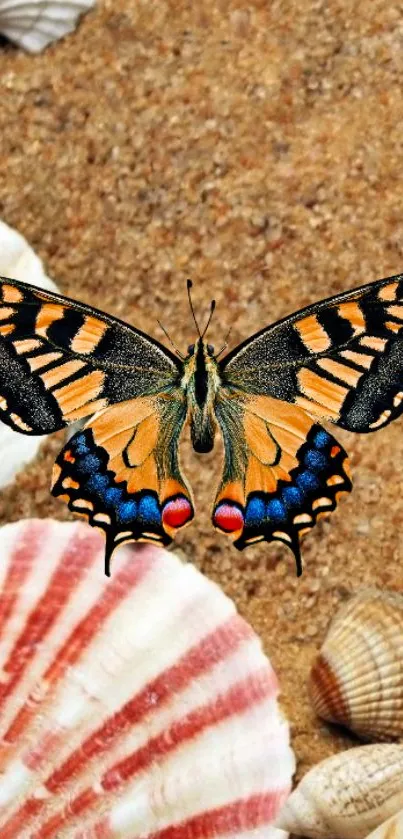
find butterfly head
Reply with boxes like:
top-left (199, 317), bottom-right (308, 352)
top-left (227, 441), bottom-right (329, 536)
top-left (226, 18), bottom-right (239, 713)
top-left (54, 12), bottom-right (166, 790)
top-left (186, 342), bottom-right (215, 358)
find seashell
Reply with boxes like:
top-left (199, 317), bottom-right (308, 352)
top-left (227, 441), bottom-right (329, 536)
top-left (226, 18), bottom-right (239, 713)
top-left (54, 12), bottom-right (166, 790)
top-left (276, 743), bottom-right (403, 839)
top-left (0, 220), bottom-right (59, 488)
top-left (365, 809), bottom-right (403, 839)
top-left (309, 588), bottom-right (403, 741)
top-left (0, 519), bottom-right (295, 838)
top-left (0, 0), bottom-right (95, 52)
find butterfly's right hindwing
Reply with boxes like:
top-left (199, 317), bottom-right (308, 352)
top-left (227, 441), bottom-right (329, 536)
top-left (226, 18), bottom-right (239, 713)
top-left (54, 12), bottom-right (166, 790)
top-left (213, 395), bottom-right (351, 574)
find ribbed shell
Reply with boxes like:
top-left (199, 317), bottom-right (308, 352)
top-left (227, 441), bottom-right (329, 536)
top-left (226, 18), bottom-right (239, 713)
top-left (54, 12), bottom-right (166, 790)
top-left (0, 519), bottom-right (295, 838)
top-left (365, 810), bottom-right (403, 839)
top-left (0, 0), bottom-right (94, 52)
top-left (0, 220), bottom-right (59, 489)
top-left (275, 743), bottom-right (403, 839)
top-left (309, 588), bottom-right (403, 740)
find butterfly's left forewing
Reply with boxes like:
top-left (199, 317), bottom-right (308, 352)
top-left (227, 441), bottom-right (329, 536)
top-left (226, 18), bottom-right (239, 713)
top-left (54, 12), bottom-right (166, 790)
top-left (0, 276), bottom-right (181, 433)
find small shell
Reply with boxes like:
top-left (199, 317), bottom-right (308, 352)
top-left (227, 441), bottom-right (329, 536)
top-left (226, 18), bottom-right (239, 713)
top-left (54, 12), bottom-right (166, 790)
top-left (0, 0), bottom-right (95, 52)
top-left (309, 588), bottom-right (403, 740)
top-left (0, 519), bottom-right (295, 838)
top-left (0, 220), bottom-right (59, 488)
top-left (365, 810), bottom-right (403, 839)
top-left (276, 743), bottom-right (403, 839)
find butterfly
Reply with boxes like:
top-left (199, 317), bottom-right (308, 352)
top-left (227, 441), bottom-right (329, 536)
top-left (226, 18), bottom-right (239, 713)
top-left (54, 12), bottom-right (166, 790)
top-left (0, 273), bottom-right (402, 576)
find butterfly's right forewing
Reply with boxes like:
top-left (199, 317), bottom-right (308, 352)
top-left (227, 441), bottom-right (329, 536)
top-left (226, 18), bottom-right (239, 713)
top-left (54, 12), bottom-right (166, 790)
top-left (221, 274), bottom-right (403, 433)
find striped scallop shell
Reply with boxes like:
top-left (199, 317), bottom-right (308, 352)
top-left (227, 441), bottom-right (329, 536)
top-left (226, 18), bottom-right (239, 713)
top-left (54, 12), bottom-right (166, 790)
top-left (0, 220), bottom-right (59, 489)
top-left (0, 519), bottom-right (295, 838)
top-left (275, 743), bottom-right (403, 839)
top-left (309, 589), bottom-right (403, 740)
top-left (0, 0), bottom-right (95, 51)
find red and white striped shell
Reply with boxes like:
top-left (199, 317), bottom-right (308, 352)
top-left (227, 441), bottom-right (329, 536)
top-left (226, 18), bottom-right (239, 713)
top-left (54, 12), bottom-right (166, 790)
top-left (0, 519), bottom-right (295, 838)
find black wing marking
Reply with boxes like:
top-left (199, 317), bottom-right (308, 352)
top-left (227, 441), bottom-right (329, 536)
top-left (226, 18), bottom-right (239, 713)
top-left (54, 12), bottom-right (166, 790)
top-left (0, 277), bottom-right (181, 434)
top-left (220, 274), bottom-right (403, 433)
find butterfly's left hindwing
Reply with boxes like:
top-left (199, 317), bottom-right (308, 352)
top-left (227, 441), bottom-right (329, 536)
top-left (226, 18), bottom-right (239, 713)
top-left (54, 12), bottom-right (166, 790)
top-left (52, 396), bottom-right (194, 575)
top-left (213, 396), bottom-right (351, 574)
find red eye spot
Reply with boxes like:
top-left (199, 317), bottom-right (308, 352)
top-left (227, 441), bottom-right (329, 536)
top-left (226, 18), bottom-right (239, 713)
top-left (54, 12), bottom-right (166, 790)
top-left (213, 503), bottom-right (244, 533)
top-left (162, 497), bottom-right (193, 529)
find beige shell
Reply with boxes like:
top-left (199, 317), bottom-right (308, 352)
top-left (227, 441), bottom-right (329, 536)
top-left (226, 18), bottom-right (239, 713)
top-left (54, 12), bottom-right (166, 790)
top-left (365, 810), bottom-right (403, 838)
top-left (276, 743), bottom-right (403, 839)
top-left (309, 588), bottom-right (403, 740)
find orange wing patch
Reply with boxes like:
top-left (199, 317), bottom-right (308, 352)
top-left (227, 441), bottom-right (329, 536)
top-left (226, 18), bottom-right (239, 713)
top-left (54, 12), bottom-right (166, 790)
top-left (55, 370), bottom-right (107, 421)
top-left (295, 314), bottom-right (332, 353)
top-left (337, 301), bottom-right (366, 335)
top-left (296, 368), bottom-right (348, 419)
top-left (88, 398), bottom-right (160, 495)
top-left (71, 316), bottom-right (108, 355)
top-left (36, 303), bottom-right (65, 338)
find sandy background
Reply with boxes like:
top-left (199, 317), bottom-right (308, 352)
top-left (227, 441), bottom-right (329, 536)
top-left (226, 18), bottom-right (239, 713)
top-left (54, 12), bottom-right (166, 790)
top-left (2, 0), bottom-right (403, 832)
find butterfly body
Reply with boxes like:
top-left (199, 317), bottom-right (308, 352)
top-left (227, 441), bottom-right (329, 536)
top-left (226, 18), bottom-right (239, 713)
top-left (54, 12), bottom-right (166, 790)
top-left (0, 273), bottom-right (402, 575)
top-left (181, 338), bottom-right (221, 453)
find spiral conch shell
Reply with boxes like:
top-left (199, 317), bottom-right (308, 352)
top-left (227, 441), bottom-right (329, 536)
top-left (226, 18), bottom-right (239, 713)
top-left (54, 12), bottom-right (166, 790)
top-left (276, 743), bottom-right (403, 839)
top-left (309, 588), bottom-right (403, 741)
top-left (0, 519), bottom-right (295, 838)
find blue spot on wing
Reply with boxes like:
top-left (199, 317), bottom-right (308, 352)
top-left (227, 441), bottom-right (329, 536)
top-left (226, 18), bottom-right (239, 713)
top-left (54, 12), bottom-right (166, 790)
top-left (80, 454), bottom-right (102, 474)
top-left (304, 450), bottom-right (328, 472)
top-left (86, 473), bottom-right (110, 491)
top-left (266, 498), bottom-right (287, 522)
top-left (245, 496), bottom-right (266, 526)
top-left (281, 485), bottom-right (303, 506)
top-left (105, 487), bottom-right (124, 504)
top-left (74, 434), bottom-right (90, 456)
top-left (296, 470), bottom-right (321, 492)
top-left (138, 494), bottom-right (161, 526)
top-left (313, 429), bottom-right (331, 449)
top-left (117, 500), bottom-right (138, 524)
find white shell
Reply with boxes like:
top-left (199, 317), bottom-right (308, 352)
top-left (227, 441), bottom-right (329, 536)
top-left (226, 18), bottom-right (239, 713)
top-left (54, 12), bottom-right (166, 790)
top-left (0, 220), bottom-right (59, 488)
top-left (309, 588), bottom-right (403, 740)
top-left (365, 810), bottom-right (403, 838)
top-left (0, 519), bottom-right (295, 838)
top-left (0, 0), bottom-right (94, 51)
top-left (276, 743), bottom-right (403, 839)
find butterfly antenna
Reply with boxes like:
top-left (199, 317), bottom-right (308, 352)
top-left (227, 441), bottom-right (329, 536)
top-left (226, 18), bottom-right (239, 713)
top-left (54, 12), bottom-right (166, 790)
top-left (201, 298), bottom-right (216, 339)
top-left (187, 279), bottom-right (201, 338)
top-left (215, 325), bottom-right (233, 358)
top-left (157, 320), bottom-right (184, 359)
